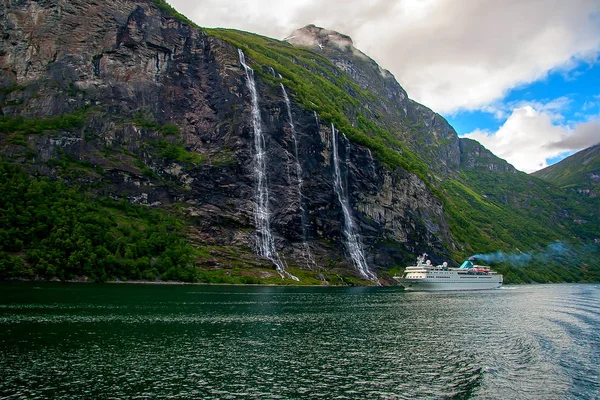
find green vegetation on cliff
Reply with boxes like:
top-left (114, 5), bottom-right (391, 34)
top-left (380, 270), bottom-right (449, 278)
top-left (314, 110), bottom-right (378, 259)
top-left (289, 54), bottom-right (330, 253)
top-left (0, 161), bottom-right (198, 282)
top-left (207, 28), bottom-right (431, 185)
top-left (151, 0), bottom-right (195, 26)
top-left (0, 113), bottom-right (86, 134)
top-left (0, 161), bottom-right (365, 285)
top-left (442, 167), bottom-right (600, 283)
top-left (532, 144), bottom-right (600, 197)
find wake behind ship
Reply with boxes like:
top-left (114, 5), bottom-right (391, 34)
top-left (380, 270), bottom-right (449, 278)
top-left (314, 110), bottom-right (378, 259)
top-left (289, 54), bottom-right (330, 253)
top-left (396, 254), bottom-right (503, 291)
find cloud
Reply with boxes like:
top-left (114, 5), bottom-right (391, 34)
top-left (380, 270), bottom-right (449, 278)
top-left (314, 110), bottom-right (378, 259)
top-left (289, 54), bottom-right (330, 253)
top-left (545, 119), bottom-right (600, 151)
top-left (168, 0), bottom-right (600, 114)
top-left (463, 105), bottom-right (600, 173)
top-left (582, 94), bottom-right (600, 112)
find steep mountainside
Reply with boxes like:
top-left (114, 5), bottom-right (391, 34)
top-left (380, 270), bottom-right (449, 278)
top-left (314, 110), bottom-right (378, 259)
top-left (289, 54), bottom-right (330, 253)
top-left (281, 25), bottom-right (599, 280)
top-left (533, 144), bottom-right (600, 198)
top-left (285, 25), bottom-right (463, 175)
top-left (0, 0), bottom-right (598, 284)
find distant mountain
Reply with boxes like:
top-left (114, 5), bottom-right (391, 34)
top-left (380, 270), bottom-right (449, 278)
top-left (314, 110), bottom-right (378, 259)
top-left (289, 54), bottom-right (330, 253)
top-left (532, 144), bottom-right (600, 198)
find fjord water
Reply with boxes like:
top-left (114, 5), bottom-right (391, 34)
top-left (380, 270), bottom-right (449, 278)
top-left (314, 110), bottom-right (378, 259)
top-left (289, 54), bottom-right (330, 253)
top-left (1, 283), bottom-right (598, 399)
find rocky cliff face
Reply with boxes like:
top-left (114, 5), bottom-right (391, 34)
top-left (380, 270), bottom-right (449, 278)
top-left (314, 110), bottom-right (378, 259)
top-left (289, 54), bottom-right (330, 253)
top-left (0, 0), bottom-right (453, 282)
top-left (459, 138), bottom-right (516, 173)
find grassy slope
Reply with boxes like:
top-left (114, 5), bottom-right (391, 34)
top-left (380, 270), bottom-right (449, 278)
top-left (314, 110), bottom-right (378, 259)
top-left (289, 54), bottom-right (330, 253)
top-left (207, 29), bottom-right (433, 185)
top-left (442, 167), bottom-right (600, 282)
top-left (532, 144), bottom-right (600, 192)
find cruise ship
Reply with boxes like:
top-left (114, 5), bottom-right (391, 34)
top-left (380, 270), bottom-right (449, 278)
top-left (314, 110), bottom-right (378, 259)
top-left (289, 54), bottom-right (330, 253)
top-left (396, 254), bottom-right (503, 291)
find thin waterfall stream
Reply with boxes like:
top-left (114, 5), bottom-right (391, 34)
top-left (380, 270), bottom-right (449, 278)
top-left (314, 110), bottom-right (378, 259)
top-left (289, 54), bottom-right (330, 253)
top-left (280, 82), bottom-right (317, 268)
top-left (331, 124), bottom-right (378, 282)
top-left (238, 49), bottom-right (298, 281)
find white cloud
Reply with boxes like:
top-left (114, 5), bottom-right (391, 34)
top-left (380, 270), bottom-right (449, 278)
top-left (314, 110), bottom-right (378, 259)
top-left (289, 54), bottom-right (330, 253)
top-left (168, 0), bottom-right (600, 114)
top-left (582, 94), bottom-right (600, 112)
top-left (545, 119), bottom-right (600, 151)
top-left (463, 106), bottom-right (600, 173)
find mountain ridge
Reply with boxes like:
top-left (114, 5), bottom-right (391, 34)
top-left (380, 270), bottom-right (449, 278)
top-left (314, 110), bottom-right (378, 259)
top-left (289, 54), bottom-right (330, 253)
top-left (532, 143), bottom-right (600, 198)
top-left (0, 0), bottom-right (598, 284)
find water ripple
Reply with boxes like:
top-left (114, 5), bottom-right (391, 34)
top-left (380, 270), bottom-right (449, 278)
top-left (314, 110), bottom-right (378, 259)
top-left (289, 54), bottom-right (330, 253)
top-left (0, 283), bottom-right (598, 399)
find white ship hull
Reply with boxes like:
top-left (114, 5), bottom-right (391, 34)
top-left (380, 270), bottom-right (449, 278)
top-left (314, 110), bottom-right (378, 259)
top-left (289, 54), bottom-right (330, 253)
top-left (399, 275), bottom-right (503, 291)
top-left (396, 259), bottom-right (503, 291)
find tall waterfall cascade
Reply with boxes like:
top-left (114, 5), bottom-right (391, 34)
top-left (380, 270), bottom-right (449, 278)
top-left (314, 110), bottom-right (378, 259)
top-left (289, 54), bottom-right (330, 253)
top-left (238, 49), bottom-right (299, 281)
top-left (331, 124), bottom-right (378, 282)
top-left (280, 83), bottom-right (317, 268)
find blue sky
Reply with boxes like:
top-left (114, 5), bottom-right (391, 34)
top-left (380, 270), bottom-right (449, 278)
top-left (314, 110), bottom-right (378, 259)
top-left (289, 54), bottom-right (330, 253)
top-left (451, 58), bottom-right (600, 172)
top-left (446, 61), bottom-right (600, 136)
top-left (169, 0), bottom-right (600, 172)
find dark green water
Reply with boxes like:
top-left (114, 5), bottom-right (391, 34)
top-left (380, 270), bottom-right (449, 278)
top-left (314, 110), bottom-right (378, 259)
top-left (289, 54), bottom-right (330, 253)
top-left (0, 283), bottom-right (598, 399)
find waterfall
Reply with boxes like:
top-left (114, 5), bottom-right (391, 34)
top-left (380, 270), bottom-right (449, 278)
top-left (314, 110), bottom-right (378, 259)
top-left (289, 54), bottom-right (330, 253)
top-left (280, 82), bottom-right (317, 268)
top-left (238, 49), bottom-right (298, 281)
top-left (331, 124), bottom-right (378, 281)
top-left (366, 148), bottom-right (377, 176)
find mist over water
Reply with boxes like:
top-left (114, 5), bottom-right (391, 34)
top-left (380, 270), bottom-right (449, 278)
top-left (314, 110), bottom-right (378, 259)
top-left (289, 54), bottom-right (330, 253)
top-left (1, 282), bottom-right (598, 399)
